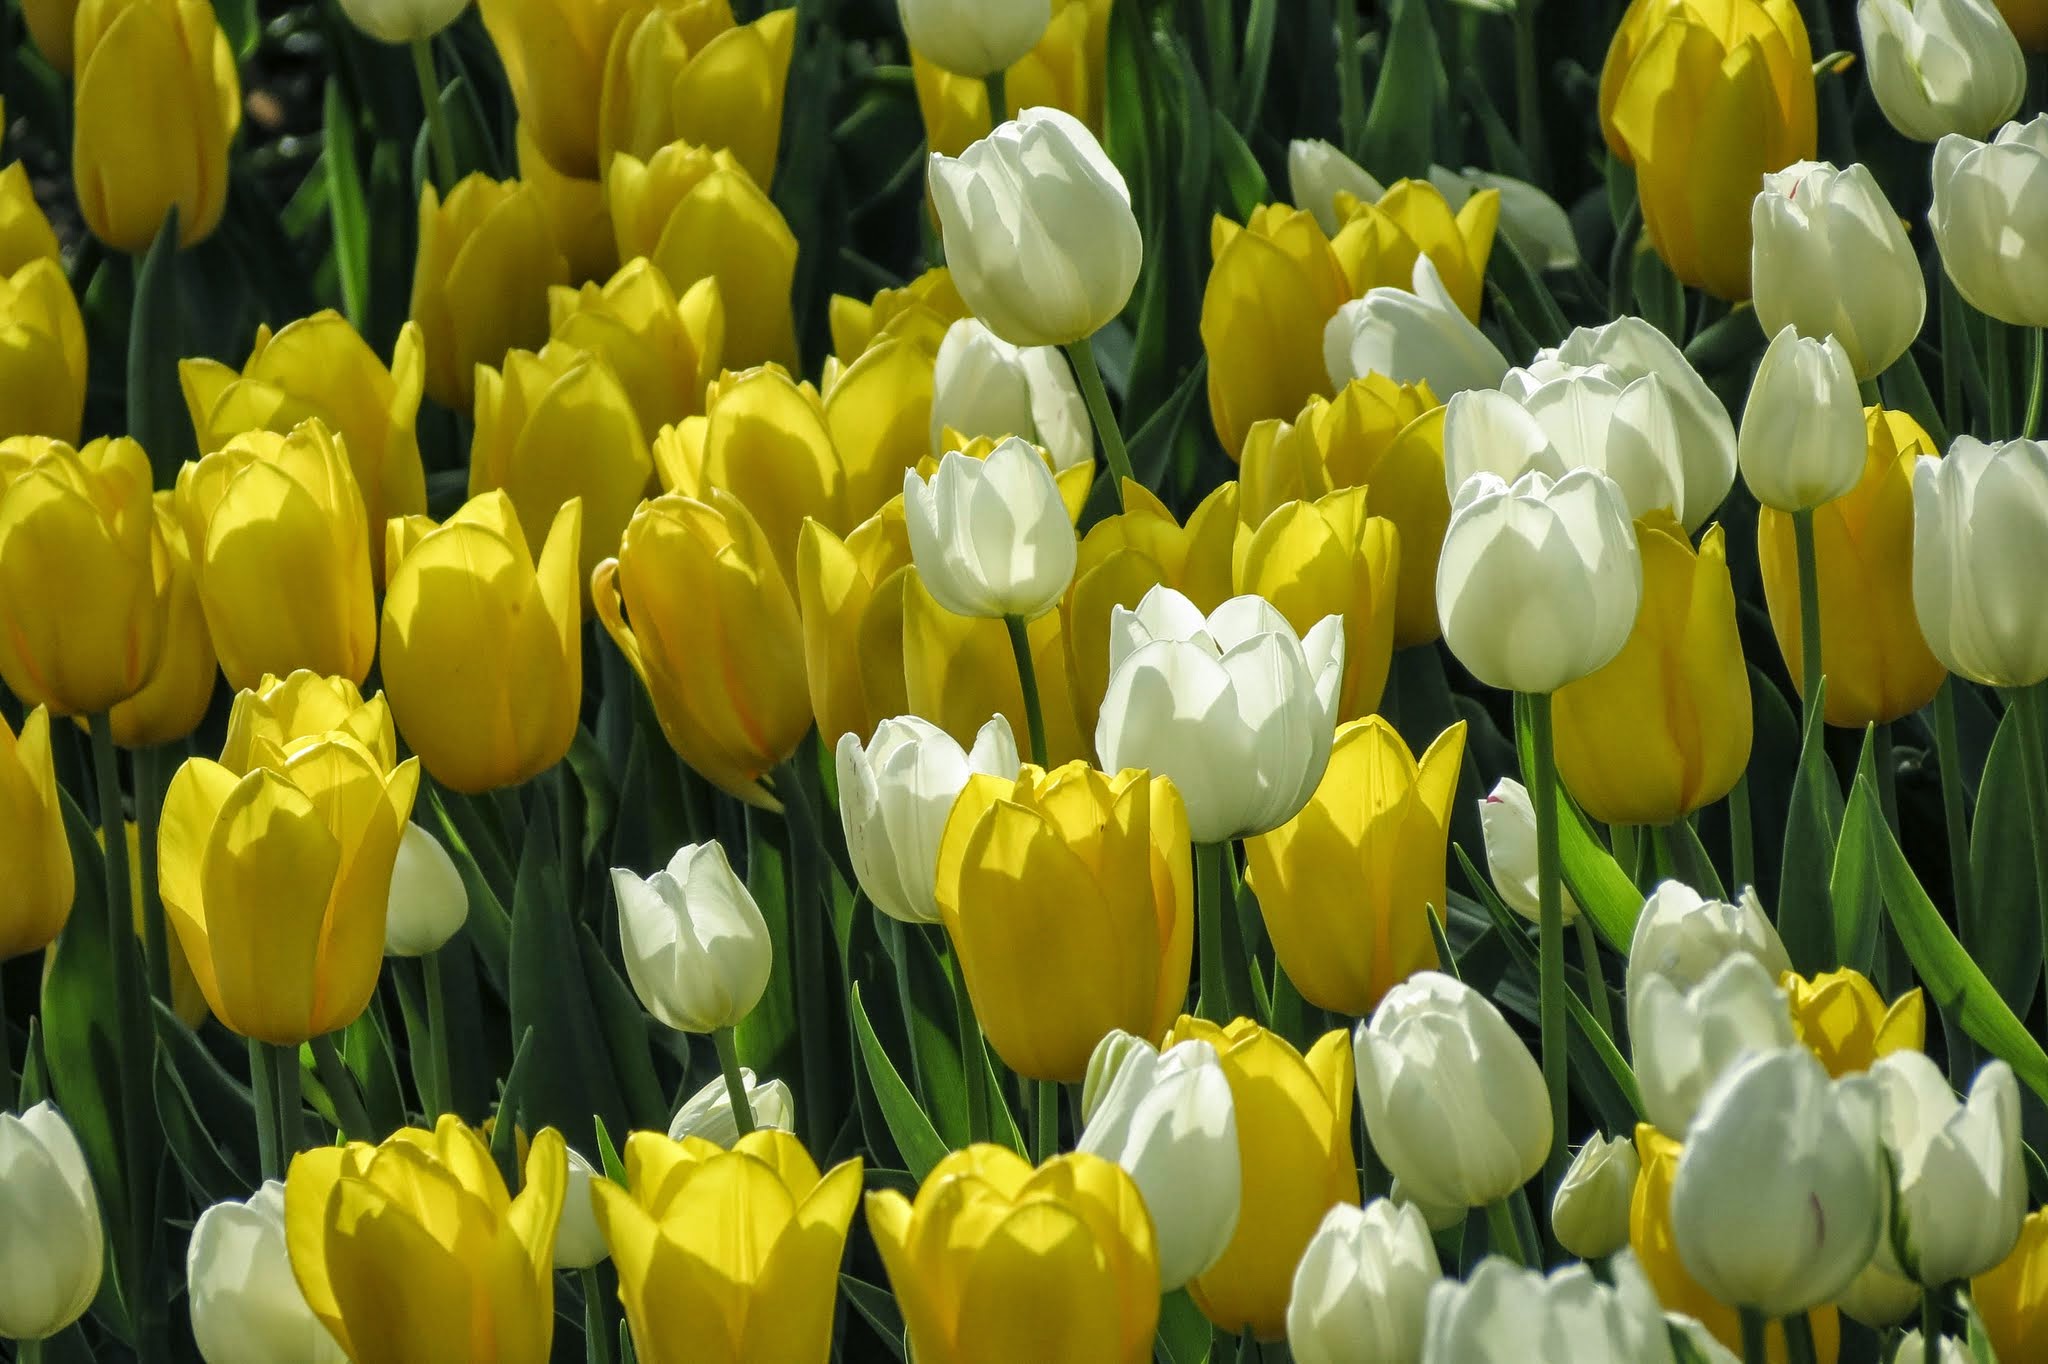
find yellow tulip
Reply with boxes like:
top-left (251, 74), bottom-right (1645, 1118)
top-left (1164, 1018), bottom-right (1357, 1340)
top-left (592, 1129), bottom-right (863, 1363)
top-left (796, 505), bottom-right (913, 748)
top-left (107, 494), bottom-right (217, 748)
top-left (1974, 1208), bottom-right (2048, 1361)
top-left (826, 337), bottom-right (939, 523)
top-left (179, 312), bottom-right (428, 584)
top-left (382, 493), bottom-right (582, 794)
top-left (20, 0), bottom-right (80, 73)
top-left (0, 435), bottom-right (162, 714)
top-left (1553, 517), bottom-right (1751, 827)
top-left (159, 726), bottom-right (419, 1043)
top-left (217, 671), bottom-right (397, 776)
top-left (1331, 179), bottom-right (1499, 318)
top-left (866, 1144), bottom-right (1159, 1364)
top-left (548, 260), bottom-right (725, 435)
top-left (471, 343), bottom-right (652, 596)
top-left (598, 1), bottom-right (796, 189)
top-left (1234, 487), bottom-right (1400, 721)
top-left (935, 763), bottom-right (1193, 1082)
top-left (0, 258), bottom-right (87, 445)
top-left (911, 0), bottom-right (1111, 159)
top-left (71, 0), bottom-right (240, 252)
top-left (1201, 206), bottom-right (1351, 460)
top-left (1995, 0), bottom-right (2048, 46)
top-left (0, 160), bottom-right (62, 276)
top-left (410, 175), bottom-right (570, 410)
top-left (1782, 968), bottom-right (1925, 1077)
top-left (1631, 1124), bottom-right (1841, 1364)
top-left (175, 420), bottom-right (376, 692)
top-left (1244, 719), bottom-right (1466, 1016)
top-left (0, 706), bottom-right (74, 961)
top-left (1758, 407), bottom-right (1946, 727)
top-left (285, 1116), bottom-right (565, 1363)
top-left (478, 0), bottom-right (640, 179)
top-left (515, 121), bottom-right (617, 285)
top-left (607, 141), bottom-right (798, 369)
top-left (1603, 0), bottom-right (1817, 299)
top-left (828, 267), bottom-right (965, 360)
top-left (593, 491), bottom-right (812, 808)
top-left (904, 572), bottom-right (1087, 764)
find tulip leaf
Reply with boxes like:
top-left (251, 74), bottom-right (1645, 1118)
top-left (1680, 305), bottom-right (1765, 378)
top-left (1966, 701), bottom-right (2043, 1017)
top-left (1488, 235), bottom-right (1571, 348)
top-left (1208, 111), bottom-right (1267, 222)
top-left (1358, 0), bottom-right (1447, 181)
top-left (152, 1000), bottom-right (258, 1192)
top-left (127, 206), bottom-right (195, 485)
top-left (1157, 1288), bottom-right (1213, 1364)
top-left (1125, 354), bottom-right (1207, 491)
top-left (849, 983), bottom-right (951, 1180)
top-left (840, 1274), bottom-right (907, 1360)
top-left (575, 924), bottom-right (668, 1131)
top-left (567, 726), bottom-right (621, 873)
top-left (153, 1046), bottom-right (248, 1206)
top-left (1777, 680), bottom-right (1842, 974)
top-left (491, 1026), bottom-right (535, 1189)
top-left (1236, 0), bottom-right (1278, 132)
top-left (322, 79), bottom-right (371, 332)
top-left (1513, 700), bottom-right (1642, 951)
top-left (1831, 728), bottom-right (1884, 977)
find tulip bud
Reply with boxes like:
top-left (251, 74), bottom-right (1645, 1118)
top-left (187, 1181), bottom-right (347, 1364)
top-left (0, 706), bottom-right (73, 961)
top-left (1931, 117), bottom-right (2048, 327)
top-left (928, 108), bottom-right (1142, 348)
top-left (336, 0), bottom-right (469, 42)
top-left (1894, 1331), bottom-right (1970, 1364)
top-left (903, 440), bottom-right (1077, 620)
top-left (898, 0), bottom-right (1051, 77)
top-left (667, 1067), bottom-right (796, 1146)
top-left (1872, 1054), bottom-right (2025, 1285)
top-left (1390, 1176), bottom-right (1467, 1233)
top-left (908, 1), bottom-right (1104, 158)
top-left (1631, 954), bottom-right (1797, 1137)
top-left (0, 259), bottom-right (86, 446)
top-left (1784, 967), bottom-right (1925, 1075)
top-left (1751, 161), bottom-right (1926, 381)
top-left (1479, 778), bottom-right (1580, 926)
top-left (475, 0), bottom-right (634, 180)
top-left (1860, 0), bottom-right (2025, 142)
top-left (797, 505), bottom-right (914, 748)
top-left (410, 175), bottom-right (568, 410)
top-left (1426, 164), bottom-right (1580, 272)
top-left (0, 160), bottom-right (60, 278)
top-left (1420, 1253), bottom-right (1680, 1363)
top-left (1973, 1208), bottom-right (2048, 1360)
top-left (1285, 1199), bottom-right (1439, 1364)
top-left (1553, 1133), bottom-right (1640, 1260)
top-left (610, 841), bottom-right (772, 1034)
top-left (1838, 1258), bottom-right (1923, 1328)
top-left (98, 503), bottom-right (207, 749)
top-left (1287, 139), bottom-right (1384, 237)
top-left (1442, 370), bottom-right (1687, 526)
top-left (516, 121), bottom-right (615, 286)
top-left (1203, 205), bottom-right (1352, 459)
top-left (930, 318), bottom-right (1090, 469)
top-left (837, 714), bottom-right (1019, 925)
top-left (382, 822), bottom-right (469, 958)
top-left (596, 4), bottom-right (796, 189)
top-left (1738, 327), bottom-right (1866, 512)
top-left (1912, 435), bottom-right (2048, 687)
top-left (1624, 880), bottom-right (1794, 1004)
top-left (0, 1104), bottom-right (103, 1341)
top-left (1323, 256), bottom-right (1511, 398)
top-left (552, 1147), bottom-right (609, 1271)
top-left (218, 671), bottom-right (398, 775)
top-left (547, 262), bottom-right (725, 435)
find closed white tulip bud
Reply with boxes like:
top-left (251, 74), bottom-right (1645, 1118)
top-left (336, 0), bottom-right (469, 43)
top-left (928, 108), bottom-right (1142, 347)
top-left (383, 821), bottom-right (469, 957)
top-left (1095, 587), bottom-right (1343, 844)
top-left (838, 714), bottom-right (1018, 925)
top-left (1287, 139), bottom-right (1385, 237)
top-left (1426, 165), bottom-right (1580, 272)
top-left (1931, 118), bottom-right (2048, 327)
top-left (1286, 1199), bottom-right (1440, 1364)
top-left (1324, 256), bottom-right (1511, 397)
top-left (903, 440), bottom-right (1077, 620)
top-left (1894, 1331), bottom-right (1970, 1364)
top-left (667, 1067), bottom-right (796, 1146)
top-left (1478, 778), bottom-right (1580, 925)
top-left (1623, 879), bottom-right (1793, 1006)
top-left (929, 319), bottom-right (1091, 470)
top-left (896, 0), bottom-right (1052, 78)
top-left (1630, 953), bottom-right (1797, 1137)
top-left (1738, 326), bottom-right (1867, 512)
top-left (610, 842), bottom-right (772, 1033)
top-left (1355, 972), bottom-right (1552, 1211)
top-left (1551, 1132), bottom-right (1639, 1260)
top-left (1672, 1047), bottom-right (1887, 1318)
top-left (1836, 1258), bottom-right (1921, 1327)
top-left (1389, 1177), bottom-right (1467, 1233)
top-left (188, 1181), bottom-right (345, 1364)
top-left (1444, 366), bottom-right (1686, 524)
top-left (1420, 1252), bottom-right (1681, 1364)
top-left (1436, 467), bottom-right (1641, 695)
top-left (1859, 0), bottom-right (2024, 142)
top-left (0, 1103), bottom-right (102, 1342)
top-left (1750, 162), bottom-right (1927, 382)
top-left (1872, 1054), bottom-right (2025, 1285)
top-left (1911, 437), bottom-right (2048, 687)
top-left (553, 1148), bottom-right (610, 1270)
top-left (1076, 1033), bottom-right (1241, 1288)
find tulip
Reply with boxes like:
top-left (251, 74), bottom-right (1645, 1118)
top-left (0, 707), bottom-right (73, 961)
top-left (829, 266), bottom-right (968, 359)
top-left (0, 259), bottom-right (86, 446)
top-left (903, 569), bottom-right (1089, 763)
top-left (0, 1104), bottom-right (103, 1341)
top-left (382, 822), bottom-right (468, 958)
top-left (285, 1116), bottom-right (566, 1363)
top-left (0, 435), bottom-right (163, 714)
top-left (409, 174), bottom-right (568, 410)
top-left (593, 492), bottom-right (813, 807)
top-left (1425, 164), bottom-right (1580, 273)
top-left (611, 841), bottom-right (772, 1033)
top-left (868, 1144), bottom-right (1158, 1363)
top-left (516, 122), bottom-right (615, 285)
top-left (824, 333), bottom-right (944, 521)
top-left (837, 714), bottom-right (1019, 925)
top-left (1287, 139), bottom-right (1384, 238)
top-left (1420, 1253), bottom-right (1684, 1364)
top-left (548, 1148), bottom-right (609, 1272)
top-left (1443, 369), bottom-right (1688, 526)
top-left (668, 1068), bottom-right (796, 1146)
top-left (217, 671), bottom-right (398, 776)
top-left (596, 4), bottom-right (797, 188)
top-left (1932, 117), bottom-right (2048, 326)
top-left (1554, 1132), bottom-right (1640, 1260)
top-left (1974, 1208), bottom-right (2048, 1360)
top-left (797, 504), bottom-right (914, 746)
top-left (928, 107), bottom-right (1142, 348)
top-left (1323, 256), bottom-right (1511, 397)
top-left (1285, 1199), bottom-right (1440, 1364)
top-left (1436, 467), bottom-right (1642, 695)
top-left (99, 819), bottom-right (208, 1027)
top-left (1625, 879), bottom-right (1793, 1000)
top-left (1328, 178), bottom-right (1499, 320)
top-left (1894, 1332), bottom-right (1970, 1364)
top-left (176, 420), bottom-right (377, 692)
top-left (548, 262), bottom-right (725, 435)
top-left (336, 0), bottom-right (468, 41)
top-left (1631, 953), bottom-right (1798, 1137)
top-left (930, 318), bottom-right (1090, 469)
top-left (1202, 205), bottom-right (1352, 459)
top-left (1783, 967), bottom-right (1925, 1075)
top-left (1738, 327), bottom-right (1866, 512)
top-left (1872, 1054), bottom-right (2025, 1285)
top-left (899, 0), bottom-right (1051, 76)
top-left (1479, 778), bottom-right (1582, 926)
top-left (1913, 435), bottom-right (2048, 686)
top-left (0, 160), bottom-right (61, 277)
top-left (1839, 1259), bottom-right (1923, 1328)
top-left (1673, 1049), bottom-right (1887, 1316)
top-left (1245, 718), bottom-right (1466, 1015)
top-left (912, 0), bottom-right (1110, 154)
top-left (187, 1181), bottom-right (347, 1364)
top-left (903, 439), bottom-right (1077, 620)
top-left (475, 0), bottom-right (637, 178)
top-left (1861, 0), bottom-right (2025, 141)
top-left (19, 0), bottom-right (80, 73)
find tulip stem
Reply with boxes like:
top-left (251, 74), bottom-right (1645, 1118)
top-left (582, 1266), bottom-right (614, 1364)
top-left (1483, 1197), bottom-right (1528, 1267)
top-left (1572, 911), bottom-right (1614, 1041)
top-left (1792, 508), bottom-right (1823, 734)
top-left (1729, 775), bottom-right (1754, 893)
top-left (1781, 1311), bottom-right (1818, 1364)
top-left (1512, 0), bottom-right (1546, 183)
top-left (1034, 1078), bottom-right (1059, 1162)
top-left (250, 1036), bottom-right (280, 1182)
top-left (1003, 615), bottom-right (1050, 768)
top-left (2009, 685), bottom-right (2048, 1017)
top-left (1524, 692), bottom-right (1569, 1217)
top-left (410, 38), bottom-right (458, 193)
top-left (422, 949), bottom-right (454, 1118)
top-left (1934, 680), bottom-right (1975, 932)
top-left (713, 1026), bottom-right (756, 1138)
top-left (1922, 1287), bottom-right (1941, 1364)
top-left (938, 929), bottom-right (994, 1145)
top-left (2024, 326), bottom-right (2045, 440)
top-left (1064, 336), bottom-right (1135, 508)
top-left (1194, 841), bottom-right (1245, 1023)
top-left (272, 1041), bottom-right (303, 1161)
top-left (131, 744), bottom-right (172, 1004)
top-left (1738, 1308), bottom-right (1768, 1364)
top-left (310, 1034), bottom-right (374, 1143)
top-left (983, 68), bottom-right (1007, 128)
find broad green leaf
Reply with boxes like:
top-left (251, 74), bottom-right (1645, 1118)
top-left (841, 1274), bottom-right (908, 1360)
top-left (1967, 702), bottom-right (2041, 1016)
top-left (850, 983), bottom-right (950, 1179)
top-left (1831, 728), bottom-right (1883, 976)
top-left (1513, 699), bottom-right (1643, 951)
top-left (127, 207), bottom-right (193, 484)
top-left (1778, 680), bottom-right (1842, 973)
top-left (1358, 0), bottom-right (1447, 180)
top-left (323, 80), bottom-right (371, 331)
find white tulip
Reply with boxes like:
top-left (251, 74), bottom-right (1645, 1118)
top-left (1426, 164), bottom-right (1580, 271)
top-left (927, 107), bottom-right (1142, 347)
top-left (1737, 325), bottom-right (1866, 512)
top-left (1872, 1054), bottom-right (2025, 1285)
top-left (382, 820), bottom-right (469, 957)
top-left (1323, 255), bottom-right (1512, 397)
top-left (0, 1103), bottom-right (102, 1342)
top-left (1286, 1199), bottom-right (1440, 1364)
top-left (1672, 1047), bottom-right (1887, 1317)
top-left (838, 714), bottom-right (1018, 925)
top-left (1859, 0), bottom-right (2024, 142)
top-left (1931, 118), bottom-right (2048, 327)
top-left (1443, 365), bottom-right (1686, 523)
top-left (335, 0), bottom-right (468, 43)
top-left (188, 1181), bottom-right (345, 1364)
top-left (1287, 139), bottom-right (1385, 237)
top-left (1389, 1177), bottom-right (1468, 1233)
top-left (1836, 1258), bottom-right (1922, 1327)
top-left (1076, 1032), bottom-right (1241, 1288)
top-left (610, 842), bottom-right (772, 1034)
top-left (1420, 1252), bottom-right (1680, 1364)
top-left (667, 1068), bottom-right (796, 1146)
top-left (1623, 879), bottom-right (1793, 1006)
top-left (1894, 1331), bottom-right (1970, 1364)
top-left (1552, 1132), bottom-right (1639, 1261)
top-left (1095, 587), bottom-right (1343, 843)
top-left (929, 319), bottom-right (1091, 470)
top-left (896, 0), bottom-right (1052, 78)
top-left (903, 440), bottom-right (1077, 620)
top-left (1479, 778), bottom-right (1580, 925)
top-left (1630, 953), bottom-right (1797, 1138)
top-left (1911, 436), bottom-right (2048, 687)
top-left (1355, 972), bottom-right (1552, 1211)
top-left (553, 1148), bottom-right (610, 1270)
top-left (1435, 467), bottom-right (1642, 695)
top-left (1750, 161), bottom-right (1927, 382)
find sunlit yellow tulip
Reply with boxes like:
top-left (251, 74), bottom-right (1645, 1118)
top-left (1234, 487), bottom-right (1399, 720)
top-left (285, 1116), bottom-right (565, 1363)
top-left (1975, 1208), bottom-right (2048, 1361)
top-left (548, 260), bottom-right (725, 435)
top-left (218, 671), bottom-right (397, 775)
top-left (1202, 206), bottom-right (1350, 460)
top-left (827, 337), bottom-right (939, 522)
top-left (936, 763), bottom-right (1193, 1082)
top-left (867, 1144), bottom-right (1158, 1364)
top-left (1330, 179), bottom-right (1498, 318)
top-left (0, 161), bottom-right (62, 277)
top-left (0, 259), bottom-right (86, 445)
top-left (1782, 968), bottom-right (1925, 1077)
top-left (598, 1), bottom-right (796, 188)
top-left (796, 505), bottom-right (913, 747)
top-left (828, 267), bottom-right (965, 360)
top-left (516, 122), bottom-right (616, 285)
top-left (478, 0), bottom-right (639, 179)
top-left (0, 707), bottom-right (73, 962)
top-left (904, 572), bottom-right (1087, 764)
top-left (107, 495), bottom-right (216, 748)
top-left (410, 175), bottom-right (570, 410)
top-left (911, 0), bottom-right (1113, 158)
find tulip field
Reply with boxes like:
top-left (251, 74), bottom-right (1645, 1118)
top-left (13, 0), bottom-right (2048, 1359)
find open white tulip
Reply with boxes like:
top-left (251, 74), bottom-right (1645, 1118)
top-left (1931, 117), bottom-right (2048, 327)
top-left (0, 1103), bottom-right (103, 1342)
top-left (1286, 1199), bottom-right (1440, 1364)
top-left (668, 1068), bottom-right (796, 1146)
top-left (896, 0), bottom-right (1051, 77)
top-left (188, 1181), bottom-right (346, 1364)
top-left (1443, 365), bottom-right (1686, 524)
top-left (1287, 139), bottom-right (1385, 237)
top-left (929, 319), bottom-right (1091, 470)
top-left (1859, 0), bottom-right (2024, 143)
top-left (1623, 880), bottom-right (1793, 1006)
top-left (610, 841), bottom-right (772, 1034)
top-left (1630, 953), bottom-right (1797, 1137)
top-left (553, 1148), bottom-right (610, 1270)
top-left (1420, 1252), bottom-right (1681, 1364)
top-left (1871, 1054), bottom-right (2025, 1285)
top-left (1737, 325), bottom-right (1867, 512)
top-left (903, 439), bottom-right (1077, 620)
top-left (383, 820), bottom-right (469, 957)
top-left (1323, 255), bottom-right (1511, 397)
top-left (1911, 436), bottom-right (2048, 687)
top-left (1552, 1132), bottom-right (1639, 1260)
top-left (1479, 778), bottom-right (1580, 925)
top-left (837, 714), bottom-right (1019, 925)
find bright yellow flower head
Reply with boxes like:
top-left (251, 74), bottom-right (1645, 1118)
top-left (911, 0), bottom-right (1112, 159)
top-left (548, 260), bottom-right (726, 435)
top-left (935, 763), bottom-right (1194, 1082)
top-left (0, 706), bottom-right (74, 962)
top-left (828, 268), bottom-right (966, 361)
top-left (285, 1116), bottom-right (566, 1364)
top-left (1202, 206), bottom-right (1351, 461)
top-left (0, 160), bottom-right (62, 277)
top-left (592, 1128), bottom-right (863, 1363)
top-left (106, 494), bottom-right (217, 749)
top-left (478, 0), bottom-right (640, 179)
top-left (796, 502), bottom-right (913, 748)
top-left (382, 493), bottom-right (583, 794)
top-left (904, 572), bottom-right (1087, 764)
top-left (1974, 1208), bottom-right (2048, 1362)
top-left (1331, 178), bottom-right (1499, 318)
top-left (0, 259), bottom-right (87, 446)
top-left (1759, 407), bottom-right (1946, 727)
top-left (1782, 968), bottom-right (1925, 1077)
top-left (410, 174), bottom-right (570, 411)
top-left (1164, 1018), bottom-right (1357, 1340)
top-left (827, 339), bottom-right (940, 523)
top-left (218, 671), bottom-right (397, 777)
top-left (598, 0), bottom-right (796, 189)
top-left (866, 1143), bottom-right (1159, 1364)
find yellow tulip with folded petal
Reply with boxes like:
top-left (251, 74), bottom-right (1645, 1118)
top-left (1331, 179), bottom-right (1498, 319)
top-left (1201, 206), bottom-right (1351, 460)
top-left (517, 122), bottom-right (617, 285)
top-left (479, 0), bottom-right (640, 179)
top-left (410, 175), bottom-right (570, 410)
top-left (549, 260), bottom-right (725, 435)
top-left (598, 1), bottom-right (796, 188)
top-left (284, 1116), bottom-right (565, 1364)
top-left (218, 671), bottom-right (396, 775)
top-left (866, 1144), bottom-right (1159, 1364)
top-left (592, 1128), bottom-right (863, 1363)
top-left (107, 495), bottom-right (216, 749)
top-left (828, 268), bottom-right (965, 360)
top-left (1975, 1209), bottom-right (2048, 1362)
top-left (0, 161), bottom-right (62, 276)
top-left (796, 503), bottom-right (913, 748)
top-left (904, 572), bottom-right (1087, 763)
top-left (0, 259), bottom-right (86, 447)
top-left (827, 338), bottom-right (939, 522)
top-left (1782, 968), bottom-right (1925, 1076)
top-left (0, 706), bottom-right (73, 962)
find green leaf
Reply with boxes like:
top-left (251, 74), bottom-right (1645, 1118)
top-left (127, 206), bottom-right (193, 484)
top-left (593, 1110), bottom-right (627, 1186)
top-left (840, 1275), bottom-right (907, 1360)
top-left (1681, 305), bottom-right (1765, 377)
top-left (1967, 702), bottom-right (2042, 1016)
top-left (1513, 700), bottom-right (1643, 951)
top-left (323, 79), bottom-right (371, 331)
top-left (1157, 1288), bottom-right (1213, 1364)
top-left (567, 727), bottom-right (621, 871)
top-left (1830, 729), bottom-right (1883, 977)
top-left (492, 1026), bottom-right (536, 1188)
top-left (1358, 0), bottom-right (1447, 180)
top-left (154, 1045), bottom-right (248, 1206)
top-left (1126, 356), bottom-right (1208, 490)
top-left (850, 983), bottom-right (950, 1179)
top-left (153, 1001), bottom-right (258, 1191)
top-left (576, 925), bottom-right (667, 1131)
top-left (1235, 0), bottom-right (1278, 132)
top-left (1207, 111), bottom-right (1267, 221)
top-left (1778, 681), bottom-right (1842, 973)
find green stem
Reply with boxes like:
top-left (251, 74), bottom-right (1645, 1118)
top-left (983, 67), bottom-right (1007, 128)
top-left (1610, 824), bottom-right (1639, 889)
top-left (250, 1036), bottom-right (280, 1182)
top-left (2012, 686), bottom-right (2048, 1014)
top-left (310, 1034), bottom-right (373, 1143)
top-left (583, 1266), bottom-right (615, 1364)
top-left (273, 1042), bottom-right (303, 1161)
top-left (1063, 336), bottom-right (1135, 508)
top-left (1729, 774), bottom-right (1754, 892)
top-left (1195, 841), bottom-right (1236, 1021)
top-left (776, 755), bottom-right (834, 1155)
top-left (939, 929), bottom-right (992, 1145)
top-left (135, 744), bottom-right (170, 1004)
top-left (1572, 910), bottom-right (1615, 1041)
top-left (1003, 615), bottom-right (1050, 768)
top-left (423, 950), bottom-right (454, 1118)
top-left (1934, 680), bottom-right (1975, 927)
top-left (18, 1336), bottom-right (44, 1364)
top-left (1034, 1077), bottom-right (1059, 1163)
top-left (1512, 0), bottom-right (1546, 183)
top-left (1335, 0), bottom-right (1364, 158)
top-left (410, 38), bottom-right (458, 193)
top-left (1781, 1311), bottom-right (1818, 1364)
top-left (2025, 326), bottom-right (2045, 440)
top-left (1991, 319), bottom-right (2014, 440)
top-left (1526, 692), bottom-right (1569, 1209)
top-left (713, 1025), bottom-right (756, 1138)
top-left (1483, 1197), bottom-right (1528, 1267)
top-left (1792, 507), bottom-right (1823, 734)
top-left (1739, 1309), bottom-right (1768, 1364)
top-left (1922, 1286), bottom-right (1941, 1364)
